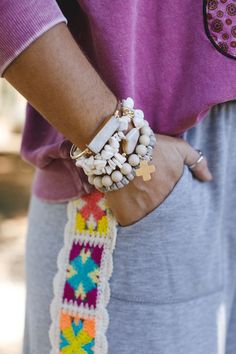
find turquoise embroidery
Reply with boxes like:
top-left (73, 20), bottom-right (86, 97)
top-left (66, 249), bottom-right (99, 300)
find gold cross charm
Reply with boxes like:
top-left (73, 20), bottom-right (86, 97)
top-left (135, 160), bottom-right (156, 181)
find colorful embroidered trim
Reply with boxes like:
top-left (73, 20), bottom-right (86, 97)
top-left (49, 190), bottom-right (117, 354)
top-left (204, 0), bottom-right (236, 59)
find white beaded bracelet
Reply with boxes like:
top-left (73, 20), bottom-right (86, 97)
top-left (70, 97), bottom-right (157, 192)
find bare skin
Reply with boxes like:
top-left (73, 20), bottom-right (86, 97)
top-left (106, 134), bottom-right (212, 225)
top-left (3, 23), bottom-right (213, 226)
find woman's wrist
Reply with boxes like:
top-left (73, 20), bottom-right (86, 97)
top-left (71, 97), bottom-right (157, 192)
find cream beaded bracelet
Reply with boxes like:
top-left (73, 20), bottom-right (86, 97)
top-left (70, 97), bottom-right (157, 192)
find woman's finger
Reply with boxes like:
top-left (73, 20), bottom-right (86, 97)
top-left (178, 141), bottom-right (213, 182)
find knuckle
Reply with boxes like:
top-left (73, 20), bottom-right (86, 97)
top-left (175, 139), bottom-right (189, 156)
top-left (178, 138), bottom-right (188, 149)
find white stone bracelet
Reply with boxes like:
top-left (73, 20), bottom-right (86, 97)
top-left (70, 97), bottom-right (157, 192)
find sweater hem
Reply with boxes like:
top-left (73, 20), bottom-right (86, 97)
top-left (1, 18), bottom-right (67, 77)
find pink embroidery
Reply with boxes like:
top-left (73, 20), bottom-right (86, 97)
top-left (49, 191), bottom-right (118, 354)
top-left (205, 0), bottom-right (236, 58)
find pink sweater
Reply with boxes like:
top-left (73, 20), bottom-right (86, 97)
top-left (1, 0), bottom-right (236, 201)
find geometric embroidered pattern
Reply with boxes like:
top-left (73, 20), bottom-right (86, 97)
top-left (60, 312), bottom-right (95, 354)
top-left (75, 192), bottom-right (109, 238)
top-left (49, 190), bottom-right (118, 354)
top-left (63, 242), bottom-right (103, 307)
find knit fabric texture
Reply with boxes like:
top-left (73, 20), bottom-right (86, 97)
top-left (49, 190), bottom-right (117, 354)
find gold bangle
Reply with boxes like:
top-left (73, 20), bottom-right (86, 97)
top-left (70, 98), bottom-right (122, 160)
top-left (113, 99), bottom-right (122, 118)
top-left (70, 145), bottom-right (93, 160)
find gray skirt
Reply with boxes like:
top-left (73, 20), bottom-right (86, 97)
top-left (23, 101), bottom-right (236, 354)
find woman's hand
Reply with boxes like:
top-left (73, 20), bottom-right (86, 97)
top-left (105, 134), bottom-right (213, 226)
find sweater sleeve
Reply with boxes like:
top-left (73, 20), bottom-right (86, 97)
top-left (0, 0), bottom-right (68, 77)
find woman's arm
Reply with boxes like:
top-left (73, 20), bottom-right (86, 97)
top-left (3, 22), bottom-right (117, 149)
top-left (3, 21), bottom-right (212, 225)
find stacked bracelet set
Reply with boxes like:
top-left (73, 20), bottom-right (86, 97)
top-left (70, 97), bottom-right (157, 192)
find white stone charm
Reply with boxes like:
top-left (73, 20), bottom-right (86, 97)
top-left (118, 117), bottom-right (129, 131)
top-left (111, 170), bottom-right (123, 183)
top-left (75, 159), bottom-right (85, 168)
top-left (128, 154), bottom-right (140, 166)
top-left (108, 136), bottom-right (119, 149)
top-left (102, 175), bottom-right (113, 187)
top-left (133, 109), bottom-right (145, 129)
top-left (94, 160), bottom-right (106, 170)
top-left (105, 166), bottom-right (113, 175)
top-left (88, 115), bottom-right (119, 154)
top-left (118, 131), bottom-right (126, 139)
top-left (108, 159), bottom-right (116, 170)
top-left (135, 144), bottom-right (147, 156)
top-left (122, 97), bottom-right (134, 109)
top-left (83, 166), bottom-right (94, 176)
top-left (121, 163), bottom-right (132, 175)
top-left (122, 115), bottom-right (131, 123)
top-left (85, 156), bottom-right (94, 167)
top-left (141, 126), bottom-right (152, 136)
top-left (88, 175), bottom-right (95, 185)
top-left (114, 152), bottom-right (126, 164)
top-left (101, 150), bottom-right (114, 160)
top-left (94, 176), bottom-right (103, 189)
top-left (93, 169), bottom-right (103, 175)
top-left (94, 153), bottom-right (102, 160)
top-left (122, 128), bottom-right (140, 154)
top-left (139, 134), bottom-right (150, 146)
top-left (134, 109), bottom-right (144, 119)
top-left (112, 157), bottom-right (122, 169)
top-left (113, 133), bottom-right (121, 142)
top-left (104, 144), bottom-right (117, 154)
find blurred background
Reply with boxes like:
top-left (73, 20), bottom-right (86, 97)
top-left (0, 79), bottom-right (34, 354)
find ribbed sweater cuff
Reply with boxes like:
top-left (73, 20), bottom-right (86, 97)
top-left (0, 0), bottom-right (68, 77)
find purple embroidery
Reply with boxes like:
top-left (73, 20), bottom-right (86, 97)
top-left (63, 241), bottom-right (104, 308)
top-left (205, 0), bottom-right (236, 58)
